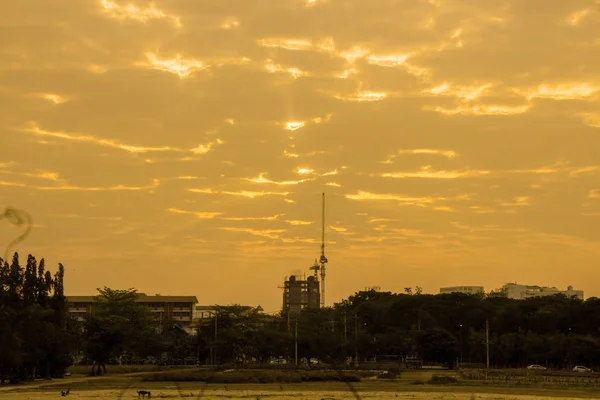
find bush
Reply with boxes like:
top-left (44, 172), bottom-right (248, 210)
top-left (141, 369), bottom-right (361, 383)
top-left (67, 364), bottom-right (167, 375)
top-left (428, 375), bottom-right (458, 384)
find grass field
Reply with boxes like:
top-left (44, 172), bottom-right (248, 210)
top-left (1, 369), bottom-right (599, 400)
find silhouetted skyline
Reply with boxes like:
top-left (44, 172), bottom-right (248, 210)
top-left (1, 0), bottom-right (600, 311)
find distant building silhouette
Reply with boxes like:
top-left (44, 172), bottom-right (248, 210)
top-left (282, 274), bottom-right (320, 313)
top-left (440, 286), bottom-right (485, 295)
top-left (502, 283), bottom-right (584, 300)
top-left (66, 293), bottom-right (198, 333)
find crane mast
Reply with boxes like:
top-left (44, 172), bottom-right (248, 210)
top-left (319, 192), bottom-right (328, 308)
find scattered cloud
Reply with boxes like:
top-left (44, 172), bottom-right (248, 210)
top-left (428, 104), bottom-right (531, 116)
top-left (167, 208), bottom-right (223, 219)
top-left (188, 188), bottom-right (290, 198)
top-left (38, 93), bottom-right (69, 105)
top-left (380, 166), bottom-right (490, 179)
top-left (566, 9), bottom-right (592, 27)
top-left (244, 174), bottom-right (307, 185)
top-left (219, 17), bottom-right (240, 30)
top-left (100, 0), bottom-right (182, 28)
top-left (137, 53), bottom-right (208, 78)
top-left (500, 196), bottom-right (531, 207)
top-left (219, 227), bottom-right (286, 239)
top-left (23, 122), bottom-right (222, 156)
top-left (223, 214), bottom-right (283, 221)
top-left (520, 83), bottom-right (598, 101)
top-left (422, 83), bottom-right (493, 100)
top-left (346, 191), bottom-right (437, 205)
top-left (264, 60), bottom-right (309, 79)
top-left (333, 91), bottom-right (388, 102)
top-left (285, 220), bottom-right (313, 225)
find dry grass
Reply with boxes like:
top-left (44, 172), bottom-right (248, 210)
top-left (1, 370), bottom-right (598, 400)
top-left (141, 369), bottom-right (362, 383)
top-left (66, 364), bottom-right (192, 375)
top-left (0, 388), bottom-right (595, 400)
top-left (459, 369), bottom-right (600, 388)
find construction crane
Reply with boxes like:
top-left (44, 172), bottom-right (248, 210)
top-left (319, 192), bottom-right (328, 308)
top-left (309, 258), bottom-right (320, 279)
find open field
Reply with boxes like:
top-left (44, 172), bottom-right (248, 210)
top-left (0, 368), bottom-right (600, 400)
top-left (2, 369), bottom-right (600, 400)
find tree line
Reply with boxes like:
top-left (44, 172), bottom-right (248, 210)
top-left (195, 289), bottom-right (600, 370)
top-left (0, 253), bottom-right (72, 383)
top-left (3, 251), bottom-right (600, 381)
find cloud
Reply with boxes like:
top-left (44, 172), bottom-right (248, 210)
top-left (100, 0), bottom-right (182, 28)
top-left (345, 191), bottom-right (437, 205)
top-left (520, 83), bottom-right (599, 101)
top-left (187, 188), bottom-right (291, 198)
top-left (422, 83), bottom-right (493, 100)
top-left (219, 227), bottom-right (286, 239)
top-left (566, 9), bottom-right (592, 27)
top-left (333, 91), bottom-right (388, 102)
top-left (380, 166), bottom-right (490, 179)
top-left (167, 208), bottom-right (223, 219)
top-left (38, 93), bottom-right (69, 105)
top-left (281, 113), bottom-right (332, 132)
top-left (223, 214), bottom-right (283, 221)
top-left (285, 220), bottom-right (313, 225)
top-left (136, 53), bottom-right (209, 78)
top-left (500, 196), bottom-right (531, 207)
top-left (428, 104), bottom-right (531, 116)
top-left (23, 122), bottom-right (222, 156)
top-left (3, 0), bottom-right (600, 308)
top-left (244, 174), bottom-right (307, 185)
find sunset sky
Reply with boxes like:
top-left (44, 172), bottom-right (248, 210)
top-left (1, 0), bottom-right (600, 311)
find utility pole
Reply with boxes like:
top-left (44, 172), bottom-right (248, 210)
top-left (485, 319), bottom-right (490, 369)
top-left (294, 317), bottom-right (298, 367)
top-left (343, 311), bottom-right (347, 341)
top-left (459, 324), bottom-right (463, 367)
top-left (214, 311), bottom-right (219, 365)
top-left (354, 313), bottom-right (359, 367)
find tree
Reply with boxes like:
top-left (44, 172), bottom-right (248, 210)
top-left (417, 329), bottom-right (459, 368)
top-left (83, 288), bottom-right (160, 375)
top-left (0, 253), bottom-right (74, 383)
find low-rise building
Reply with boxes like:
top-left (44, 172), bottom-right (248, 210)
top-left (66, 293), bottom-right (199, 334)
top-left (502, 283), bottom-right (584, 300)
top-left (440, 286), bottom-right (485, 295)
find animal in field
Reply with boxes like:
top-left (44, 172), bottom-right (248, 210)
top-left (61, 389), bottom-right (70, 396)
top-left (137, 390), bottom-right (151, 398)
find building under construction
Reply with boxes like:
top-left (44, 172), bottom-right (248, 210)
top-left (281, 193), bottom-right (328, 313)
top-left (282, 272), bottom-right (320, 313)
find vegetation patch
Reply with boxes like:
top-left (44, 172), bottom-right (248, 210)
top-left (141, 370), bottom-right (361, 383)
top-left (428, 374), bottom-right (459, 384)
top-left (459, 369), bottom-right (600, 387)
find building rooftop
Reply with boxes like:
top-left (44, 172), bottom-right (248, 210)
top-left (67, 294), bottom-right (199, 303)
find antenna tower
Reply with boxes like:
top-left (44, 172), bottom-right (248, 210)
top-left (319, 192), bottom-right (328, 307)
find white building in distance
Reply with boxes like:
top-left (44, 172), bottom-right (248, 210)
top-left (502, 283), bottom-right (584, 300)
top-left (440, 286), bottom-right (485, 295)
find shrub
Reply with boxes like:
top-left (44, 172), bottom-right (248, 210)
top-left (428, 375), bottom-right (458, 384)
top-left (141, 369), bottom-right (361, 383)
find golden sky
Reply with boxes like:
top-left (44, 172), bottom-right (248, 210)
top-left (1, 0), bottom-right (600, 311)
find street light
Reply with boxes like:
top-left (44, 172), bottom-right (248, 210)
top-left (459, 324), bottom-right (463, 367)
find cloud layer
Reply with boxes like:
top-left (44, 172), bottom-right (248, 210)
top-left (1, 0), bottom-right (600, 309)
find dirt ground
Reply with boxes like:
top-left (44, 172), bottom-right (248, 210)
top-left (1, 370), bottom-right (598, 400)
